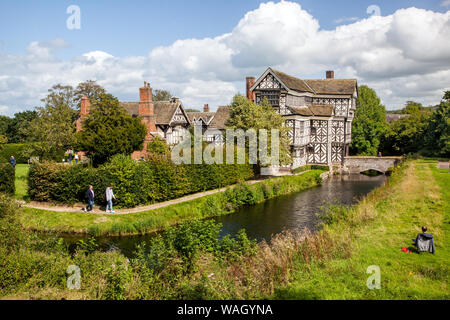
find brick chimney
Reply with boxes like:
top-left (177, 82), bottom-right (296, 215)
top-left (246, 76), bottom-right (255, 102)
top-left (203, 104), bottom-right (209, 112)
top-left (326, 70), bottom-right (335, 79)
top-left (133, 81), bottom-right (156, 159)
top-left (76, 96), bottom-right (90, 132)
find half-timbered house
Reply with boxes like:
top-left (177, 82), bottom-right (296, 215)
top-left (248, 67), bottom-right (358, 167)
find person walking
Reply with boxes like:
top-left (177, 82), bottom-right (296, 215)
top-left (68, 149), bottom-right (73, 164)
top-left (83, 185), bottom-right (95, 212)
top-left (74, 153), bottom-right (79, 164)
top-left (10, 155), bottom-right (16, 168)
top-left (105, 185), bottom-right (116, 213)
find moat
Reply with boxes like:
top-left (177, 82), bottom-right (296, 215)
top-left (61, 174), bottom-right (386, 257)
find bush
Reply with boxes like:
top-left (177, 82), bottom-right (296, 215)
top-left (28, 153), bottom-right (254, 208)
top-left (0, 163), bottom-right (15, 196)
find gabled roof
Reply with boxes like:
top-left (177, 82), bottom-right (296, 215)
top-left (120, 100), bottom-right (189, 125)
top-left (252, 67), bottom-right (357, 95)
top-left (270, 68), bottom-right (314, 93)
top-left (208, 106), bottom-right (231, 129)
top-left (186, 112), bottom-right (216, 125)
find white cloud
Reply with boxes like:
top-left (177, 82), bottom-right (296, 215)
top-left (0, 1), bottom-right (449, 115)
top-left (442, 0), bottom-right (450, 7)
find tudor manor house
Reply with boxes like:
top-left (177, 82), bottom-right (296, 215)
top-left (76, 67), bottom-right (358, 170)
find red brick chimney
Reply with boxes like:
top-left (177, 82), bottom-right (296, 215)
top-left (203, 104), bottom-right (209, 112)
top-left (133, 82), bottom-right (156, 159)
top-left (246, 77), bottom-right (255, 102)
top-left (76, 96), bottom-right (90, 132)
top-left (326, 70), bottom-right (335, 79)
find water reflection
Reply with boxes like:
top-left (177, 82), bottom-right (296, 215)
top-left (214, 174), bottom-right (386, 242)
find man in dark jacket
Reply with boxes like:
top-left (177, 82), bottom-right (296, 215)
top-left (413, 226), bottom-right (435, 254)
top-left (83, 185), bottom-right (95, 212)
top-left (10, 155), bottom-right (16, 168)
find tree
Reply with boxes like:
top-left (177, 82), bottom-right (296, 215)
top-left (147, 136), bottom-right (170, 156)
top-left (0, 134), bottom-right (7, 151)
top-left (381, 102), bottom-right (431, 155)
top-left (422, 92), bottom-right (450, 157)
top-left (76, 93), bottom-right (147, 166)
top-left (5, 110), bottom-right (38, 143)
top-left (74, 80), bottom-right (106, 109)
top-left (0, 116), bottom-right (12, 138)
top-left (350, 85), bottom-right (387, 156)
top-left (26, 104), bottom-right (77, 160)
top-left (41, 84), bottom-right (76, 110)
top-left (226, 94), bottom-right (291, 166)
top-left (153, 89), bottom-right (172, 101)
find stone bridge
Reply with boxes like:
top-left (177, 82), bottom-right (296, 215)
top-left (343, 156), bottom-right (403, 174)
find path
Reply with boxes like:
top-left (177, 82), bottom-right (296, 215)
top-left (19, 170), bottom-right (311, 215)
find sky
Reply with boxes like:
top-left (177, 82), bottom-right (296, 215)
top-left (0, 0), bottom-right (449, 115)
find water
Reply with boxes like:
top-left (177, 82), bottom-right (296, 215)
top-left (58, 174), bottom-right (386, 257)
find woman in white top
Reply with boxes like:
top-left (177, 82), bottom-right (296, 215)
top-left (105, 185), bottom-right (116, 213)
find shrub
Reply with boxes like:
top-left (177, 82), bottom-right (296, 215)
top-left (28, 153), bottom-right (254, 208)
top-left (0, 163), bottom-right (15, 196)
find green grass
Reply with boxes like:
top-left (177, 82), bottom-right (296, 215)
top-left (273, 161), bottom-right (449, 299)
top-left (14, 164), bottom-right (29, 201)
top-left (19, 170), bottom-right (324, 237)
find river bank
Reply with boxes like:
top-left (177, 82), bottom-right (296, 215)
top-left (272, 161), bottom-right (449, 299)
top-left (18, 170), bottom-right (325, 236)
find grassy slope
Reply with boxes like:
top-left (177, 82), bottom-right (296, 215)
top-left (275, 161), bottom-right (449, 299)
top-left (14, 164), bottom-right (29, 200)
top-left (18, 170), bottom-right (324, 237)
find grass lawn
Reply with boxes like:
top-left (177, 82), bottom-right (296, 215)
top-left (14, 164), bottom-right (29, 200)
top-left (274, 161), bottom-right (449, 299)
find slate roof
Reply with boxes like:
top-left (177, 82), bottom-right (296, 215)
top-left (208, 106), bottom-right (231, 129)
top-left (268, 68), bottom-right (357, 95)
top-left (120, 100), bottom-right (185, 125)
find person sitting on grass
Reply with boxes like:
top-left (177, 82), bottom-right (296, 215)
top-left (412, 226), bottom-right (435, 254)
top-left (105, 184), bottom-right (116, 214)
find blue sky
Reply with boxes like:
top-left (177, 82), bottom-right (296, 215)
top-left (0, 0), bottom-right (449, 115)
top-left (1, 0), bottom-right (447, 58)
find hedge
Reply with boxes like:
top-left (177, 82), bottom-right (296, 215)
top-left (28, 154), bottom-right (254, 208)
top-left (0, 163), bottom-right (15, 196)
top-left (0, 144), bottom-right (28, 164)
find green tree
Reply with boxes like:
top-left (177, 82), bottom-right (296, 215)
top-left (26, 104), bottom-right (77, 160)
top-left (41, 84), bottom-right (76, 110)
top-left (76, 93), bottom-right (147, 166)
top-left (0, 134), bottom-right (7, 151)
top-left (382, 102), bottom-right (431, 155)
top-left (5, 110), bottom-right (38, 143)
top-left (226, 94), bottom-right (291, 166)
top-left (74, 80), bottom-right (106, 109)
top-left (0, 116), bottom-right (12, 139)
top-left (153, 89), bottom-right (172, 101)
top-left (422, 92), bottom-right (450, 157)
top-left (350, 85), bottom-right (387, 156)
top-left (147, 136), bottom-right (170, 156)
